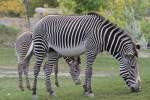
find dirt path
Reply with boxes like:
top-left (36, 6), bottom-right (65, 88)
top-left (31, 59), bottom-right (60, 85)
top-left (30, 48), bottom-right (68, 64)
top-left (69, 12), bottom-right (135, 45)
top-left (0, 68), bottom-right (114, 78)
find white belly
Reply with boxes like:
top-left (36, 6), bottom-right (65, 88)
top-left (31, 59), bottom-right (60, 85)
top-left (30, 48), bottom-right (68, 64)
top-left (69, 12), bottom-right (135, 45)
top-left (51, 43), bottom-right (86, 56)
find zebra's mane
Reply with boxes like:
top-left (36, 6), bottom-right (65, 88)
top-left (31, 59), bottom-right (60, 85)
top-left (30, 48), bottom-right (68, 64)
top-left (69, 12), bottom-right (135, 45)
top-left (87, 12), bottom-right (138, 50)
top-left (88, 13), bottom-right (134, 39)
top-left (87, 12), bottom-right (105, 20)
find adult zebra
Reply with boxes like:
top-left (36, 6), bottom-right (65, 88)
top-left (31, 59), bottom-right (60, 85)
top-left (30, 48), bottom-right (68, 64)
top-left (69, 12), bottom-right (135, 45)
top-left (27, 12), bottom-right (141, 98)
top-left (15, 31), bottom-right (81, 91)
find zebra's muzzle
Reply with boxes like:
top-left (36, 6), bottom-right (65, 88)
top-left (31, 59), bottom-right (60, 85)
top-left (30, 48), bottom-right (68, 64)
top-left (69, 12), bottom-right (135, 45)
top-left (130, 80), bottom-right (141, 92)
top-left (131, 87), bottom-right (140, 92)
top-left (75, 78), bottom-right (81, 85)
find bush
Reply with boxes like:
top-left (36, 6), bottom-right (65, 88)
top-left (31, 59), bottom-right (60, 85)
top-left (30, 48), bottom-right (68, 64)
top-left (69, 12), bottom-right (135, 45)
top-left (0, 24), bottom-right (21, 47)
top-left (0, 0), bottom-right (24, 17)
top-left (140, 19), bottom-right (150, 41)
top-left (58, 0), bottom-right (102, 14)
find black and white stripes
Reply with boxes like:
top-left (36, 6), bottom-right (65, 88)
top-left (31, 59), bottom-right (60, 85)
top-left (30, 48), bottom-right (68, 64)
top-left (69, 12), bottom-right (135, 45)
top-left (15, 31), bottom-right (32, 91)
top-left (31, 13), bottom-right (141, 98)
top-left (15, 31), bottom-right (81, 91)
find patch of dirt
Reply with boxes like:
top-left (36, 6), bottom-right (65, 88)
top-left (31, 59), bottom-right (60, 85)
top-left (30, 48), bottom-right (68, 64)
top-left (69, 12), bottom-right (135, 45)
top-left (0, 68), bottom-right (114, 78)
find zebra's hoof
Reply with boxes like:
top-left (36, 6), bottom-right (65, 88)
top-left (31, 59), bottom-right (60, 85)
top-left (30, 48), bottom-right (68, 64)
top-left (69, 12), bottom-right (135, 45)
top-left (20, 88), bottom-right (24, 91)
top-left (50, 91), bottom-right (56, 97)
top-left (32, 95), bottom-right (38, 100)
top-left (19, 86), bottom-right (24, 91)
top-left (27, 86), bottom-right (32, 91)
top-left (75, 79), bottom-right (81, 85)
top-left (55, 82), bottom-right (60, 87)
top-left (84, 92), bottom-right (94, 97)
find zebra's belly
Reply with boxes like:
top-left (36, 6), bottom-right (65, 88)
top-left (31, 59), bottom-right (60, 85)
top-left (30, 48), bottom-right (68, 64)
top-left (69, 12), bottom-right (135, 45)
top-left (51, 45), bottom-right (86, 56)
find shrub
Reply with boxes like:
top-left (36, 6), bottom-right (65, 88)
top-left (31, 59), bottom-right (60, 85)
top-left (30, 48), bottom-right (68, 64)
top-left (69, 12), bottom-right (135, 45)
top-left (0, 0), bottom-right (24, 17)
top-left (140, 19), bottom-right (150, 41)
top-left (0, 24), bottom-right (21, 47)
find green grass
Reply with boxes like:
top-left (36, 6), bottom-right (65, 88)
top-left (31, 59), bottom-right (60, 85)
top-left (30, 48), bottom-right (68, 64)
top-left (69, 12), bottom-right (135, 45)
top-left (0, 47), bottom-right (150, 100)
top-left (0, 24), bottom-right (20, 47)
top-left (0, 47), bottom-right (118, 73)
top-left (0, 47), bottom-right (17, 67)
top-left (0, 75), bottom-right (150, 100)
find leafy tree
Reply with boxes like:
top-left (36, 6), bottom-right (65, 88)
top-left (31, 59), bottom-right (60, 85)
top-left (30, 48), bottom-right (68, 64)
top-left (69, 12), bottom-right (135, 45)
top-left (73, 0), bottom-right (102, 14)
top-left (58, 0), bottom-right (102, 14)
top-left (0, 0), bottom-right (24, 17)
top-left (58, 0), bottom-right (76, 14)
top-left (0, 24), bottom-right (20, 47)
top-left (124, 7), bottom-right (146, 46)
top-left (58, 0), bottom-right (149, 47)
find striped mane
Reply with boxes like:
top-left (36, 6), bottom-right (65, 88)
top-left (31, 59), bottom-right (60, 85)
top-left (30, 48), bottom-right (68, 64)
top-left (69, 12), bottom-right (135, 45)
top-left (87, 12), bottom-right (105, 20)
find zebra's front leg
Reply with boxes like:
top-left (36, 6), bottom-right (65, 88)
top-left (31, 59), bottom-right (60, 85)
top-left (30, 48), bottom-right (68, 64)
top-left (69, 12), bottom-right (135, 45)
top-left (54, 59), bottom-right (60, 87)
top-left (43, 63), bottom-right (55, 96)
top-left (44, 52), bottom-right (58, 96)
top-left (18, 63), bottom-right (24, 91)
top-left (83, 52), bottom-right (96, 97)
top-left (83, 66), bottom-right (93, 97)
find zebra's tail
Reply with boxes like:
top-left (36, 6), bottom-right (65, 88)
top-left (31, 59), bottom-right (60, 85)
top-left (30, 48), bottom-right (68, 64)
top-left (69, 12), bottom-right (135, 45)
top-left (24, 41), bottom-right (33, 61)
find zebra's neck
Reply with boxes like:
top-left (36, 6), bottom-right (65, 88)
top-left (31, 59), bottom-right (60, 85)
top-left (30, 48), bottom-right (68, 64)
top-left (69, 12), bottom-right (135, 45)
top-left (98, 19), bottom-right (132, 60)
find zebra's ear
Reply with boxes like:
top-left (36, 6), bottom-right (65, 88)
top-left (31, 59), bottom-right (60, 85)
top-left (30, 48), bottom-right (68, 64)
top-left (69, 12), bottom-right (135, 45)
top-left (136, 44), bottom-right (140, 50)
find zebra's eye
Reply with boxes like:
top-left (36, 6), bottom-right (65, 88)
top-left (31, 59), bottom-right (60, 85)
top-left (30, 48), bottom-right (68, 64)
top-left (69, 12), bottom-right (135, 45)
top-left (125, 54), bottom-right (134, 60)
top-left (131, 65), bottom-right (136, 69)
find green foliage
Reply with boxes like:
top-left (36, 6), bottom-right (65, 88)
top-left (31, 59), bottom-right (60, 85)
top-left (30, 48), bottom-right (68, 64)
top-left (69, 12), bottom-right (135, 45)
top-left (124, 7), bottom-right (143, 43)
top-left (59, 0), bottom-right (77, 14)
top-left (140, 19), bottom-right (150, 42)
top-left (58, 0), bottom-right (150, 45)
top-left (0, 24), bottom-right (21, 47)
top-left (131, 0), bottom-right (150, 19)
top-left (73, 0), bottom-right (102, 14)
top-left (59, 0), bottom-right (103, 14)
top-left (0, 25), bottom-right (19, 35)
top-left (123, 0), bottom-right (150, 45)
top-left (58, 0), bottom-right (126, 26)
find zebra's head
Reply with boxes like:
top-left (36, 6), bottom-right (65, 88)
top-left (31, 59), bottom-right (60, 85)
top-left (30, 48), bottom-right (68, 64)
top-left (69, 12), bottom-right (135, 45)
top-left (68, 57), bottom-right (81, 85)
top-left (119, 43), bottom-right (141, 92)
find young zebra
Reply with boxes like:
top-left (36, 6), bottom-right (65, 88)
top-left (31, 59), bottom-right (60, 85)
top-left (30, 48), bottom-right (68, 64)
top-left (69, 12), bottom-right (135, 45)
top-left (27, 12), bottom-right (141, 98)
top-left (15, 31), bottom-right (81, 91)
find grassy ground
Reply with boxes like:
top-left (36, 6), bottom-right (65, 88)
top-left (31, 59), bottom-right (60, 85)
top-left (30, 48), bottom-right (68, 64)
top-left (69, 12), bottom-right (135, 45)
top-left (0, 47), bottom-right (150, 100)
top-left (0, 47), bottom-right (119, 73)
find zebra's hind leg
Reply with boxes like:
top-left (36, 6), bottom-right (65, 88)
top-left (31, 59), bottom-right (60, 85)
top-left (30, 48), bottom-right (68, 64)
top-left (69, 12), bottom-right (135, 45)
top-left (23, 60), bottom-right (31, 90)
top-left (83, 51), bottom-right (96, 97)
top-left (18, 63), bottom-right (24, 91)
top-left (54, 59), bottom-right (60, 87)
top-left (44, 52), bottom-right (58, 96)
top-left (32, 57), bottom-right (44, 99)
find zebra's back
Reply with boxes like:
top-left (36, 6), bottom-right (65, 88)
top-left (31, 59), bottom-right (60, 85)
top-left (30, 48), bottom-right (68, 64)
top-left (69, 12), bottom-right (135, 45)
top-left (15, 31), bottom-right (32, 62)
top-left (33, 15), bottom-right (102, 56)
